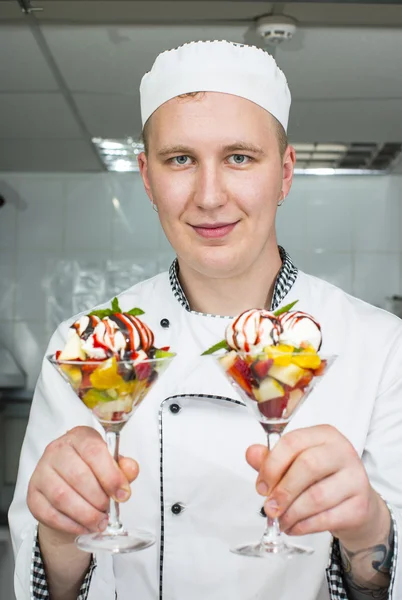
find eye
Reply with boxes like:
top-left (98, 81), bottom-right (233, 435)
top-left (171, 155), bottom-right (191, 166)
top-left (228, 154), bottom-right (252, 165)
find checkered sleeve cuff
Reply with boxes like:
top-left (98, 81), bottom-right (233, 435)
top-left (30, 526), bottom-right (96, 599)
top-left (326, 504), bottom-right (398, 600)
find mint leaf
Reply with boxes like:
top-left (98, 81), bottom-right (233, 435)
top-left (89, 308), bottom-right (113, 318)
top-left (127, 308), bottom-right (145, 316)
top-left (89, 298), bottom-right (145, 318)
top-left (274, 300), bottom-right (298, 316)
top-left (111, 297), bottom-right (121, 313)
top-left (201, 340), bottom-right (230, 356)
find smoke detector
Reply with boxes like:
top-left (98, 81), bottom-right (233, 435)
top-left (255, 15), bottom-right (297, 46)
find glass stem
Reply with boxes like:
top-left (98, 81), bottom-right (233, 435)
top-left (261, 431), bottom-right (283, 549)
top-left (105, 430), bottom-right (124, 534)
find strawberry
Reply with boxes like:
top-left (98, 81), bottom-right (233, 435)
top-left (81, 361), bottom-right (100, 374)
top-left (286, 389), bottom-right (304, 417)
top-left (251, 358), bottom-right (273, 381)
top-left (293, 369), bottom-right (314, 390)
top-left (136, 362), bottom-right (152, 381)
top-left (313, 360), bottom-right (327, 377)
top-left (111, 411), bottom-right (124, 422)
top-left (258, 394), bottom-right (289, 419)
top-left (228, 357), bottom-right (253, 396)
top-left (81, 371), bottom-right (93, 390)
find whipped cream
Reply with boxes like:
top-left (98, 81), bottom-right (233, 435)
top-left (72, 314), bottom-right (100, 338)
top-left (225, 309), bottom-right (282, 353)
top-left (279, 311), bottom-right (322, 351)
top-left (68, 313), bottom-right (155, 360)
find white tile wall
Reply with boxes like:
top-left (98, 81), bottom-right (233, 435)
top-left (15, 178), bottom-right (64, 251)
top-left (0, 249), bottom-right (15, 319)
top-left (0, 188), bottom-right (17, 251)
top-left (64, 176), bottom-right (114, 251)
top-left (352, 180), bottom-right (400, 253)
top-left (354, 252), bottom-right (400, 308)
top-left (306, 251), bottom-right (354, 296)
top-left (109, 176), bottom-right (160, 258)
top-left (15, 250), bottom-right (58, 322)
top-left (0, 171), bottom-right (402, 389)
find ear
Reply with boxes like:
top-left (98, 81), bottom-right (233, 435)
top-left (281, 145), bottom-right (296, 199)
top-left (137, 152), bottom-right (154, 203)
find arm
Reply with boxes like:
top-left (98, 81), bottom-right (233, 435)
top-left (26, 425), bottom-right (136, 599)
top-left (246, 425), bottom-right (398, 600)
top-left (339, 510), bottom-right (394, 600)
top-left (8, 323), bottom-right (135, 599)
top-left (37, 525), bottom-right (92, 600)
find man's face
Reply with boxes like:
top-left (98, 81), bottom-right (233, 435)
top-left (138, 92), bottom-right (295, 279)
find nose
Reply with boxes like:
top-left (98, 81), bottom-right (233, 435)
top-left (193, 162), bottom-right (228, 211)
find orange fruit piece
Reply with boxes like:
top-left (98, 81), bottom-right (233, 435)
top-left (89, 357), bottom-right (125, 390)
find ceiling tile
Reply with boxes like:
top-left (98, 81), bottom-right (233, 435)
top-left (25, 1), bottom-right (273, 24)
top-left (0, 26), bottom-right (59, 91)
top-left (73, 93), bottom-right (142, 138)
top-left (43, 24), bottom-right (247, 94)
top-left (0, 93), bottom-right (83, 138)
top-left (0, 139), bottom-right (101, 171)
top-left (276, 27), bottom-right (402, 100)
top-left (289, 99), bottom-right (402, 143)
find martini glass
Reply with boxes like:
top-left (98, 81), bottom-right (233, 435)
top-left (214, 347), bottom-right (336, 558)
top-left (48, 353), bottom-right (175, 554)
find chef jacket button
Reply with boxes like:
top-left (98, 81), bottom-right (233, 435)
top-left (260, 506), bottom-right (266, 517)
top-left (160, 318), bottom-right (170, 328)
top-left (171, 503), bottom-right (183, 515)
top-left (169, 403), bottom-right (181, 414)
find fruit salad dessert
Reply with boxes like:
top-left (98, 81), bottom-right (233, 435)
top-left (54, 298), bottom-right (174, 427)
top-left (204, 302), bottom-right (327, 430)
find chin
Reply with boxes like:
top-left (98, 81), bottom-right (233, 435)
top-left (190, 246), bottom-right (249, 279)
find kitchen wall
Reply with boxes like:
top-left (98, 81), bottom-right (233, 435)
top-left (0, 172), bottom-right (401, 391)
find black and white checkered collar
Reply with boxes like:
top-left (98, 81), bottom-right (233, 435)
top-left (168, 246), bottom-right (298, 318)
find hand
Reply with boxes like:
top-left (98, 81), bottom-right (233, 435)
top-left (28, 426), bottom-right (139, 540)
top-left (247, 425), bottom-right (390, 549)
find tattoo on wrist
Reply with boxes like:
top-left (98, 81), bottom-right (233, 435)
top-left (339, 517), bottom-right (394, 600)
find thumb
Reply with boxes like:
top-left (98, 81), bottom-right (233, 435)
top-left (246, 444), bottom-right (268, 472)
top-left (118, 456), bottom-right (140, 484)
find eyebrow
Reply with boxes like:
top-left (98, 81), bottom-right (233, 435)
top-left (156, 142), bottom-right (265, 158)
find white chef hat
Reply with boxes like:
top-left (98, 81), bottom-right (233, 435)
top-left (140, 40), bottom-right (291, 132)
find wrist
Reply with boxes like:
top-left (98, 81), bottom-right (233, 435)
top-left (38, 522), bottom-right (77, 548)
top-left (37, 523), bottom-right (91, 597)
top-left (337, 493), bottom-right (391, 553)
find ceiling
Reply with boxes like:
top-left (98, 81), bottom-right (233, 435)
top-left (1, 0), bottom-right (402, 172)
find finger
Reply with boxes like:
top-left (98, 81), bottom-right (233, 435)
top-left (29, 489), bottom-right (93, 537)
top-left (285, 496), bottom-right (365, 537)
top-left (70, 433), bottom-right (131, 502)
top-left (52, 445), bottom-right (110, 513)
top-left (44, 470), bottom-right (108, 533)
top-left (118, 456), bottom-right (139, 484)
top-left (265, 444), bottom-right (344, 516)
top-left (246, 445), bottom-right (268, 473)
top-left (278, 470), bottom-right (355, 533)
top-left (257, 425), bottom-right (343, 494)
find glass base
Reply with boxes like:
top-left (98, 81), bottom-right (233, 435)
top-left (76, 530), bottom-right (155, 554)
top-left (231, 539), bottom-right (314, 558)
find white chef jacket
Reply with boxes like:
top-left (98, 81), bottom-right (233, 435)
top-left (9, 267), bottom-right (402, 600)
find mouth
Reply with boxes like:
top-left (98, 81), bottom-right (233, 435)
top-left (191, 222), bottom-right (239, 239)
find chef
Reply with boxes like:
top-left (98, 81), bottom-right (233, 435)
top-left (9, 41), bottom-right (402, 600)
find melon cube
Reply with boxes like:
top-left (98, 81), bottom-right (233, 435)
top-left (219, 350), bottom-right (237, 371)
top-left (59, 332), bottom-right (86, 361)
top-left (268, 362), bottom-right (306, 387)
top-left (253, 377), bottom-right (285, 403)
